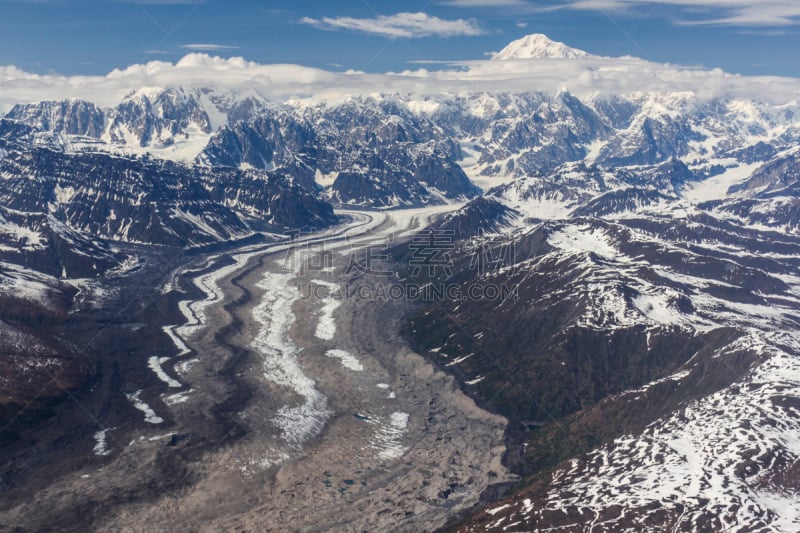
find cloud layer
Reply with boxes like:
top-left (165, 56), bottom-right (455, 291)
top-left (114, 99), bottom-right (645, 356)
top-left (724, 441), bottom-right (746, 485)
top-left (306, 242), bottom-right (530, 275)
top-left (1, 45), bottom-right (799, 113)
top-left (300, 12), bottom-right (485, 38)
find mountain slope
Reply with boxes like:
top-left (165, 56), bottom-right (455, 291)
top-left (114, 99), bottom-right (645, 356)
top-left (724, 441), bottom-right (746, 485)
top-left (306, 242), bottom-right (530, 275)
top-left (398, 174), bottom-right (800, 531)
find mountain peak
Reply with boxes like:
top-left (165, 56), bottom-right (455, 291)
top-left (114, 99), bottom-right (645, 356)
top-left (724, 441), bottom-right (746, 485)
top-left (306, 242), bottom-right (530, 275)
top-left (491, 34), bottom-right (591, 60)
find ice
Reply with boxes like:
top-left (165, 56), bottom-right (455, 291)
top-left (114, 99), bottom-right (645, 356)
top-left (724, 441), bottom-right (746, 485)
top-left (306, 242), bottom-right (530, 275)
top-left (0, 221), bottom-right (45, 250)
top-left (584, 139), bottom-right (607, 164)
top-left (314, 169), bottom-right (339, 188)
top-left (53, 184), bottom-right (77, 204)
top-left (446, 353), bottom-right (473, 367)
top-left (102, 122), bottom-right (213, 164)
top-left (175, 359), bottom-right (198, 376)
top-left (155, 209), bottom-right (446, 452)
top-left (161, 325), bottom-right (191, 357)
top-left (486, 504), bottom-right (511, 516)
top-left (383, 203), bottom-right (465, 240)
top-left (197, 91), bottom-right (228, 130)
top-left (252, 269), bottom-right (331, 448)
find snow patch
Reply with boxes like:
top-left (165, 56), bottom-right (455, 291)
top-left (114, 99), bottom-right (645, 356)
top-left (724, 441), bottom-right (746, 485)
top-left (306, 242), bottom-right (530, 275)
top-left (325, 349), bottom-right (363, 371)
top-left (93, 429), bottom-right (112, 456)
top-left (369, 412), bottom-right (410, 461)
top-left (125, 390), bottom-right (163, 424)
top-left (147, 356), bottom-right (182, 388)
top-left (548, 224), bottom-right (619, 260)
top-left (683, 162), bottom-right (761, 203)
top-left (313, 280), bottom-right (341, 341)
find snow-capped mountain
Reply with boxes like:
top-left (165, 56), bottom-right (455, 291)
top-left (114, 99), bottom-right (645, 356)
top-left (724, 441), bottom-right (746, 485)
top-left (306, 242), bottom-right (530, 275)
top-left (4, 75), bottom-right (799, 216)
top-left (491, 34), bottom-right (592, 60)
top-left (105, 87), bottom-right (213, 149)
top-left (5, 99), bottom-right (104, 138)
top-left (2, 90), bottom-right (479, 207)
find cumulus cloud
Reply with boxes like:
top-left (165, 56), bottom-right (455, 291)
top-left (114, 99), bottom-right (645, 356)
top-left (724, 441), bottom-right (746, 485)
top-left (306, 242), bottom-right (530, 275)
top-left (299, 12), bottom-right (485, 38)
top-left (1, 47), bottom-right (800, 114)
top-left (565, 0), bottom-right (800, 26)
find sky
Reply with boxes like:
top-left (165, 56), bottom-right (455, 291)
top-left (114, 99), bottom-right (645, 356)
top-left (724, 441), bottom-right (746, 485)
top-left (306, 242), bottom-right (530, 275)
top-left (0, 0), bottom-right (798, 78)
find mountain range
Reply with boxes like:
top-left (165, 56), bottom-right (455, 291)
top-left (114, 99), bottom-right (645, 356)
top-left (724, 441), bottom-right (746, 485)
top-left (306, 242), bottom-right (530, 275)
top-left (0, 34), bottom-right (799, 532)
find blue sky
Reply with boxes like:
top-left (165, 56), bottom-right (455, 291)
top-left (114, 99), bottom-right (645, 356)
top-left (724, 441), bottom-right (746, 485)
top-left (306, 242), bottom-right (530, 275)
top-left (0, 0), bottom-right (798, 77)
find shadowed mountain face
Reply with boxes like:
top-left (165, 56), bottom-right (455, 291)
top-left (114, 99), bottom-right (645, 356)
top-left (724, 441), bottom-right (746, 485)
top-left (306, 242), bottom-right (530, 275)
top-left (396, 180), bottom-right (800, 530)
top-left (0, 143), bottom-right (337, 247)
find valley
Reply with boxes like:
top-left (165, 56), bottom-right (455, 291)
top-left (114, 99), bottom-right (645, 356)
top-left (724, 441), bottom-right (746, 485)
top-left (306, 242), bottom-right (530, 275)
top-left (0, 32), bottom-right (799, 532)
top-left (0, 206), bottom-right (511, 532)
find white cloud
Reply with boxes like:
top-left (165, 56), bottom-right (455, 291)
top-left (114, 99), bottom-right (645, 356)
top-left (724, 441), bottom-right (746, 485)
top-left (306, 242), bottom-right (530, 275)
top-left (299, 12), bottom-right (485, 38)
top-left (180, 44), bottom-right (241, 51)
top-left (1, 45), bottom-right (800, 114)
top-left (441, 0), bottom-right (528, 6)
top-left (565, 0), bottom-right (800, 26)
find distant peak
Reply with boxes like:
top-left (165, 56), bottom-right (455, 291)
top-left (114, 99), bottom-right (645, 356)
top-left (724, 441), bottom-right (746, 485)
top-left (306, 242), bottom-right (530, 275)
top-left (491, 34), bottom-right (591, 60)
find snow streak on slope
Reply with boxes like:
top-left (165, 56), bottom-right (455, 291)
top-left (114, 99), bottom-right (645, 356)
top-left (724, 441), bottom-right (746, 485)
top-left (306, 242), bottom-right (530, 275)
top-left (0, 262), bottom-right (64, 311)
top-left (126, 390), bottom-right (163, 425)
top-left (92, 429), bottom-right (112, 456)
top-left (147, 356), bottom-right (182, 389)
top-left (539, 219), bottom-right (800, 334)
top-left (543, 224), bottom-right (695, 331)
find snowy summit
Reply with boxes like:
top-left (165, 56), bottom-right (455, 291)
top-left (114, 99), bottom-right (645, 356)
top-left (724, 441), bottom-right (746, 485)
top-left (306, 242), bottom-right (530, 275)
top-left (491, 34), bottom-right (591, 60)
